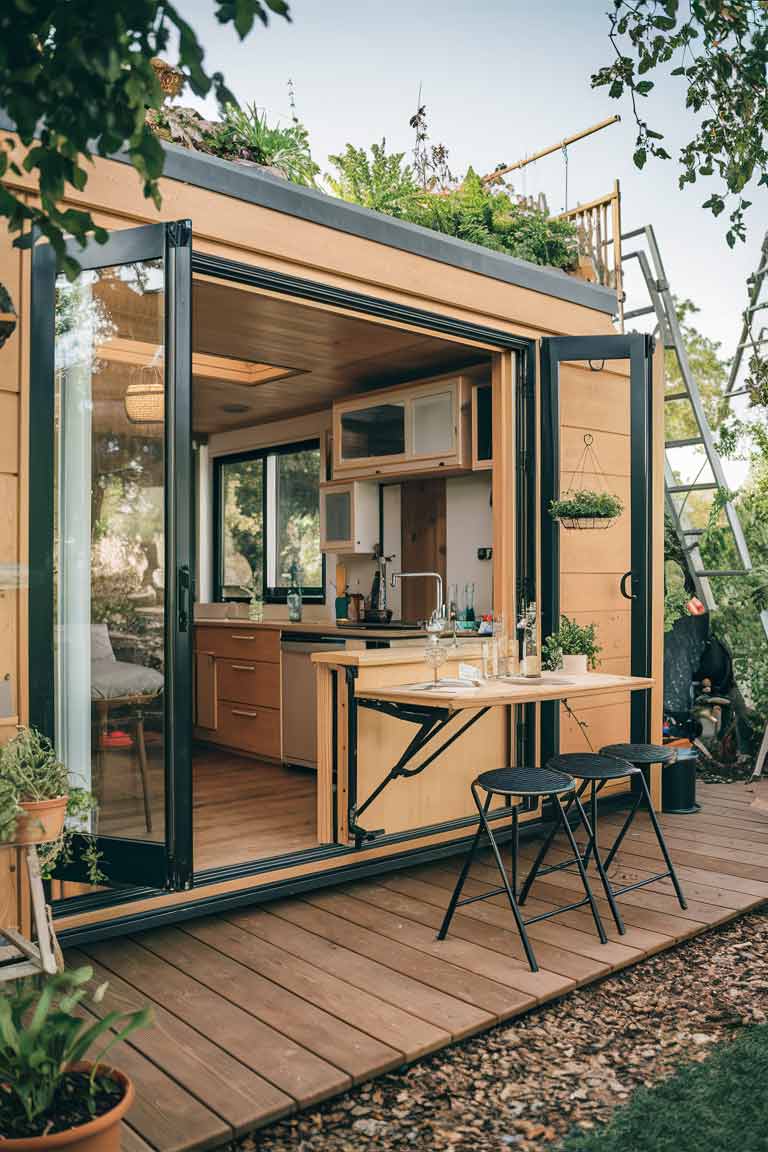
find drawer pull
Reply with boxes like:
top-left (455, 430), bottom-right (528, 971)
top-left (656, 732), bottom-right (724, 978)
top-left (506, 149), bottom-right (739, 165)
top-left (230, 634), bottom-right (256, 640)
top-left (231, 664), bottom-right (256, 671)
top-left (231, 708), bottom-right (260, 718)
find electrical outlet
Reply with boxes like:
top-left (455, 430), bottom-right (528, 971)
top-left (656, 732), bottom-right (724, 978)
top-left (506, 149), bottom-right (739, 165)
top-left (477, 546), bottom-right (493, 561)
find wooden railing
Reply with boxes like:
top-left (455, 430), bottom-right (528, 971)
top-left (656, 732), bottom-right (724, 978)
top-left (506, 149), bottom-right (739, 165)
top-left (558, 180), bottom-right (624, 328)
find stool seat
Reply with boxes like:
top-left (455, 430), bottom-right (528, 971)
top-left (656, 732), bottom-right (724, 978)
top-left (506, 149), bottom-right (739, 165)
top-left (477, 766), bottom-right (574, 796)
top-left (600, 742), bottom-right (677, 765)
top-left (548, 752), bottom-right (638, 780)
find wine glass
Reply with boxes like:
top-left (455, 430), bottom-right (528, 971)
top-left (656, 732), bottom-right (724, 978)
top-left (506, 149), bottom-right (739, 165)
top-left (424, 637), bottom-right (448, 688)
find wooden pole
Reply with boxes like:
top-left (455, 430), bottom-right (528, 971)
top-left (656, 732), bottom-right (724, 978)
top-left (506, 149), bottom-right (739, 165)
top-left (483, 115), bottom-right (621, 184)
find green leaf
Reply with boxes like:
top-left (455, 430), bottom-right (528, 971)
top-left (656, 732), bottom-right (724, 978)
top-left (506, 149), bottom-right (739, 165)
top-left (633, 148), bottom-right (647, 169)
top-left (635, 80), bottom-right (655, 95)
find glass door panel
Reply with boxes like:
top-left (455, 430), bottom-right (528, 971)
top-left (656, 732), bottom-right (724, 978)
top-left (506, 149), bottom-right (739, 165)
top-left (411, 389), bottom-right (454, 456)
top-left (340, 402), bottom-right (406, 460)
top-left (31, 222), bottom-right (193, 890)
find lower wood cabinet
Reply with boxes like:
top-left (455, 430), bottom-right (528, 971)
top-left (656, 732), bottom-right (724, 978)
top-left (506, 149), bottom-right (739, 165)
top-left (193, 626), bottom-right (282, 760)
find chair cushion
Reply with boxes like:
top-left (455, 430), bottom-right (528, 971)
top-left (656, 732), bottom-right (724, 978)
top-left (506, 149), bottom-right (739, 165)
top-left (91, 659), bottom-right (164, 701)
top-left (548, 753), bottom-right (638, 779)
top-left (476, 766), bottom-right (574, 796)
top-left (91, 622), bottom-right (116, 663)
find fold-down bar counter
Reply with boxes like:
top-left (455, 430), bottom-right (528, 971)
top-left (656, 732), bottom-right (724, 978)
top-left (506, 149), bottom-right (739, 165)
top-left (313, 647), bottom-right (654, 851)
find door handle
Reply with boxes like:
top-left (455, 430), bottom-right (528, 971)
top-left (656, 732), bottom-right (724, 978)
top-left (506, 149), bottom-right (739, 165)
top-left (620, 571), bottom-right (637, 601)
top-left (178, 564), bottom-right (191, 632)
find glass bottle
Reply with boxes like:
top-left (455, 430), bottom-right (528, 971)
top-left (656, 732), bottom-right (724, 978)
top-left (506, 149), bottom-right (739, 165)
top-left (462, 582), bottom-right (476, 624)
top-left (522, 602), bottom-right (540, 677)
top-left (287, 563), bottom-right (302, 623)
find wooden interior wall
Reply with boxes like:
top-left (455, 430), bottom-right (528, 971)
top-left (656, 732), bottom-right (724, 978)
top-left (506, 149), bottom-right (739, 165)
top-left (400, 478), bottom-right (447, 622)
top-left (557, 360), bottom-right (634, 775)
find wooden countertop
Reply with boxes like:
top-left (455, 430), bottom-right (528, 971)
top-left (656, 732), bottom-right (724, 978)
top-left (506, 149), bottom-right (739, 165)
top-left (354, 671), bottom-right (654, 711)
top-left (193, 618), bottom-right (437, 641)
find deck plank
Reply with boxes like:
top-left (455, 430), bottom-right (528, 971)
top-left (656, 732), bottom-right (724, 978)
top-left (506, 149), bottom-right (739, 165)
top-left (78, 1005), bottom-right (227, 1152)
top-left (136, 927), bottom-right (401, 1082)
top-left (223, 906), bottom-right (493, 1041)
top-left (71, 948), bottom-right (292, 1136)
top-left (266, 898), bottom-right (529, 1019)
top-left (183, 915), bottom-right (450, 1060)
top-left (86, 935), bottom-right (350, 1107)
top-left (63, 782), bottom-right (768, 1152)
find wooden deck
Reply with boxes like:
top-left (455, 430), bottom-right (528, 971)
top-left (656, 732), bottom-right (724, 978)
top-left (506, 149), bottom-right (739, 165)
top-left (65, 782), bottom-right (768, 1152)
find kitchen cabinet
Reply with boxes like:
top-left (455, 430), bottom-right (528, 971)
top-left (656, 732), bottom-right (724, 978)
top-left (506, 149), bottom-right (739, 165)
top-left (472, 383), bottom-right (493, 470)
top-left (332, 373), bottom-right (471, 479)
top-left (194, 625), bottom-right (282, 760)
top-left (319, 480), bottom-right (379, 554)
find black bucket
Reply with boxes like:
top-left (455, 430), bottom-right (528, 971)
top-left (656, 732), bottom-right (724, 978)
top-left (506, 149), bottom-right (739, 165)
top-left (661, 748), bottom-right (700, 814)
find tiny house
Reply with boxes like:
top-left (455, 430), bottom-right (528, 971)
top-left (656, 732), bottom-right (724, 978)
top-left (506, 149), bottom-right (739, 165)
top-left (0, 130), bottom-right (664, 941)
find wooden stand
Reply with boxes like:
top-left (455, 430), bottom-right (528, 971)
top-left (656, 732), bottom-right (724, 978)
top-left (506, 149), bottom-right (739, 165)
top-left (0, 845), bottom-right (62, 981)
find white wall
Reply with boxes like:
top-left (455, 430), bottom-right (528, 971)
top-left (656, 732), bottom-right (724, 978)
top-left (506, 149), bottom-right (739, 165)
top-left (446, 472), bottom-right (493, 618)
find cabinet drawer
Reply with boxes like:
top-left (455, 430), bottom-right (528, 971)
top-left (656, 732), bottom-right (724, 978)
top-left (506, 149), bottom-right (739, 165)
top-left (218, 659), bottom-right (280, 708)
top-left (195, 626), bottom-right (280, 663)
top-left (216, 702), bottom-right (281, 759)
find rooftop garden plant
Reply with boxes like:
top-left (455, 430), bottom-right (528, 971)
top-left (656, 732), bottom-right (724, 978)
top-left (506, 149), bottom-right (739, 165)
top-left (0, 726), bottom-right (104, 885)
top-left (0, 965), bottom-right (149, 1144)
top-left (548, 489), bottom-right (624, 527)
top-left (543, 615), bottom-right (602, 672)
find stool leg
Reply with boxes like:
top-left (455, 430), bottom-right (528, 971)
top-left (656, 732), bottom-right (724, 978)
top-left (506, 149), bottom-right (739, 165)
top-left (602, 782), bottom-right (645, 871)
top-left (437, 786), bottom-right (489, 941)
top-left (518, 794), bottom-right (574, 906)
top-left (558, 794), bottom-right (608, 945)
top-left (135, 713), bottom-right (153, 834)
top-left (577, 787), bottom-right (625, 935)
top-left (637, 769), bottom-right (688, 910)
top-left (511, 804), bottom-right (519, 898)
top-left (479, 793), bottom-right (538, 972)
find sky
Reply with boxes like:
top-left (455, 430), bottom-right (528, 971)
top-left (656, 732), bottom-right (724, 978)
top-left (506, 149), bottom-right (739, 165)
top-left (177, 0), bottom-right (767, 370)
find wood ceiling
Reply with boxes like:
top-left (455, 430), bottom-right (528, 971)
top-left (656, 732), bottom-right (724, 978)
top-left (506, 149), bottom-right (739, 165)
top-left (191, 277), bottom-right (490, 435)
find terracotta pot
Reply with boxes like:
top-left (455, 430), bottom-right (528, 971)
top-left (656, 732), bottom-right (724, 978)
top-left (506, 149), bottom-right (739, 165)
top-left (12, 796), bottom-right (68, 846)
top-left (1, 1064), bottom-right (133, 1152)
top-left (562, 654), bottom-right (588, 675)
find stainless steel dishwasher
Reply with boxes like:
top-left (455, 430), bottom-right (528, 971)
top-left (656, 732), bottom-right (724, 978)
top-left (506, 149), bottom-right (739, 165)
top-left (281, 635), bottom-right (346, 768)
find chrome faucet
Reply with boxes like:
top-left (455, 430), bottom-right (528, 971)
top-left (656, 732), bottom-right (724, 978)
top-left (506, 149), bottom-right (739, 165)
top-left (390, 571), bottom-right (445, 625)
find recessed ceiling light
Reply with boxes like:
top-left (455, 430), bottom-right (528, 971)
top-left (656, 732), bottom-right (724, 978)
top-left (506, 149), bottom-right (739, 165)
top-left (221, 403), bottom-right (250, 414)
top-left (95, 339), bottom-right (300, 387)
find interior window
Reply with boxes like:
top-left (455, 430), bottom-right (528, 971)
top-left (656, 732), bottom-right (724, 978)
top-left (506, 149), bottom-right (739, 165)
top-left (217, 440), bottom-right (323, 602)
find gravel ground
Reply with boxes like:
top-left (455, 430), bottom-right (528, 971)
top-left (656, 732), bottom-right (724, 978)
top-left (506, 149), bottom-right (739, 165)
top-left (242, 903), bottom-right (768, 1152)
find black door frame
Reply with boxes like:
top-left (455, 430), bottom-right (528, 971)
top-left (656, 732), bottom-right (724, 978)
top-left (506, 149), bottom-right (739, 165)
top-left (539, 333), bottom-right (654, 767)
top-left (29, 221), bottom-right (194, 890)
top-left (36, 247), bottom-right (537, 917)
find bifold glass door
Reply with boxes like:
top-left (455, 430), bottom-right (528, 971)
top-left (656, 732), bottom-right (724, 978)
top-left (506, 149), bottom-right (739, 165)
top-left (30, 222), bottom-right (193, 889)
top-left (539, 334), bottom-right (654, 764)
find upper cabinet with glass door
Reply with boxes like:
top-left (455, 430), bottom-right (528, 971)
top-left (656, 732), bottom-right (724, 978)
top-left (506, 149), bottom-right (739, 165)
top-left (332, 373), bottom-right (472, 479)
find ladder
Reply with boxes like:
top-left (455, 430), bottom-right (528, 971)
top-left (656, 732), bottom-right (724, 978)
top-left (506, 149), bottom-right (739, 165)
top-left (726, 228), bottom-right (768, 399)
top-left (620, 224), bottom-right (760, 625)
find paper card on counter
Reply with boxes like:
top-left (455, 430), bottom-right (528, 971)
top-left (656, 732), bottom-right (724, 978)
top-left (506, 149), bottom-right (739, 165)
top-left (459, 662), bottom-right (483, 682)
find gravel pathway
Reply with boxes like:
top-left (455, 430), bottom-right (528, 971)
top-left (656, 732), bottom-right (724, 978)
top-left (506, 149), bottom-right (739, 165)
top-left (242, 903), bottom-right (768, 1152)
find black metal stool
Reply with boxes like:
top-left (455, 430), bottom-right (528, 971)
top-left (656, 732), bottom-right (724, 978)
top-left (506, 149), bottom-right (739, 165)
top-left (437, 767), bottom-right (608, 973)
top-left (596, 743), bottom-right (687, 910)
top-left (518, 753), bottom-right (634, 935)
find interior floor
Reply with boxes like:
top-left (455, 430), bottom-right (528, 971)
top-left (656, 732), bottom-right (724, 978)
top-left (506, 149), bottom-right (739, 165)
top-left (94, 744), bottom-right (318, 871)
top-left (192, 748), bottom-right (318, 871)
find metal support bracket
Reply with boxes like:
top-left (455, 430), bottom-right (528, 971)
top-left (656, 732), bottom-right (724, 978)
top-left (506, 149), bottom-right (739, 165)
top-left (345, 674), bottom-right (490, 847)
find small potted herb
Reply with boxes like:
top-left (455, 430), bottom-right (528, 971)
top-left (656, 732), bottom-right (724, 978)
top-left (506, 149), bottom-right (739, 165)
top-left (0, 965), bottom-right (150, 1149)
top-left (548, 489), bottom-right (623, 530)
top-left (542, 615), bottom-right (601, 675)
top-left (0, 727), bottom-right (104, 884)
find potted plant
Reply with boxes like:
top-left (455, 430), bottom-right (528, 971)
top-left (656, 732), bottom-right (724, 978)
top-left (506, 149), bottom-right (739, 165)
top-left (0, 965), bottom-right (150, 1149)
top-left (548, 489), bottom-right (623, 530)
top-left (542, 615), bottom-right (601, 675)
top-left (0, 727), bottom-right (104, 884)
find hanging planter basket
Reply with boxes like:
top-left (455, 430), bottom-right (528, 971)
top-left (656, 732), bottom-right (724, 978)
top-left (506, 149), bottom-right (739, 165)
top-left (548, 434), bottom-right (624, 531)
